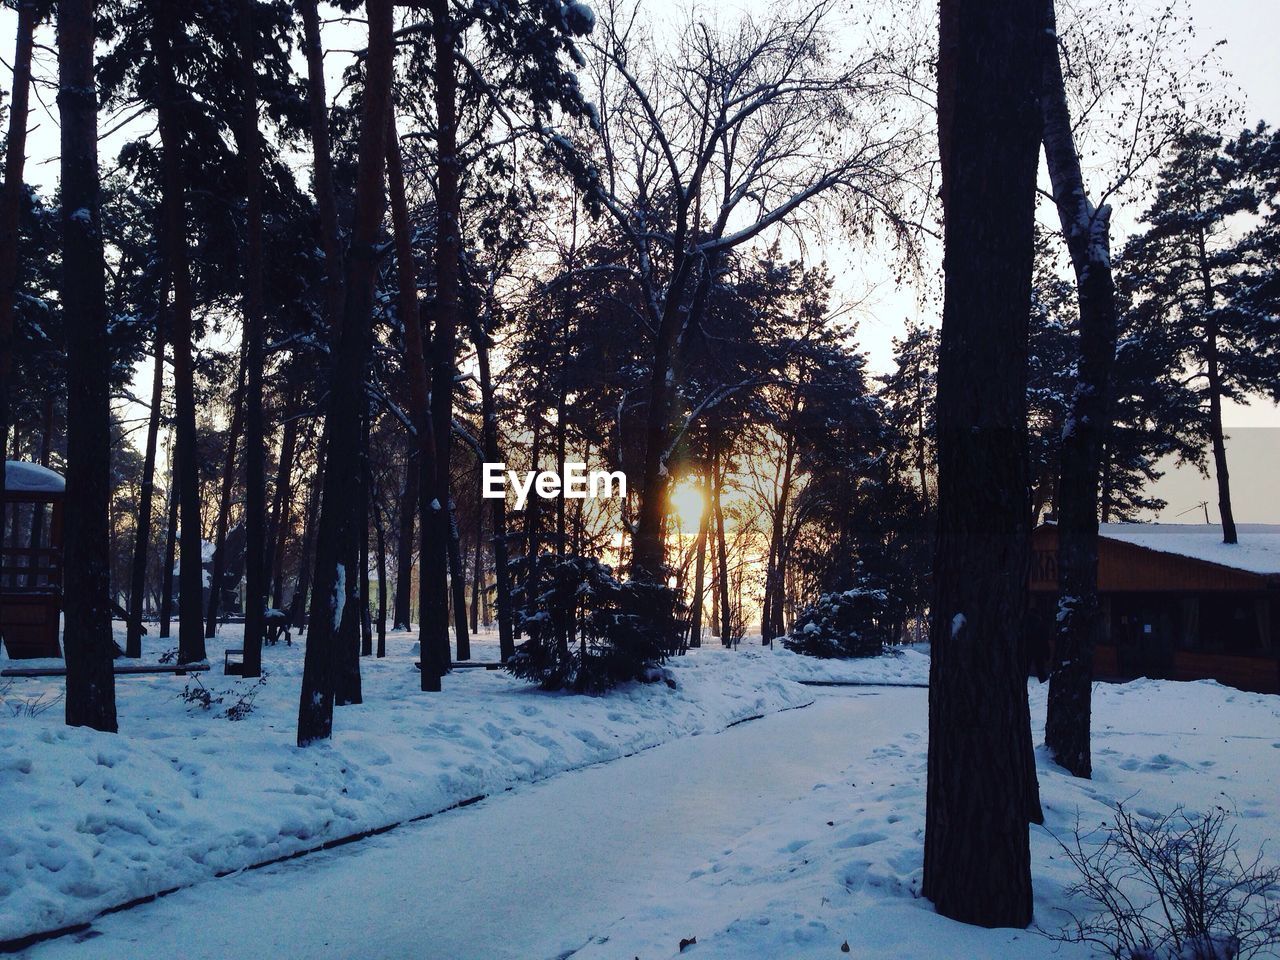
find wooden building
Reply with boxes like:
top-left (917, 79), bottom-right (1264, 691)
top-left (1, 461), bottom-right (65, 659)
top-left (1030, 523), bottom-right (1280, 694)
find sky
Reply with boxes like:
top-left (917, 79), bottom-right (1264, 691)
top-left (1, 0), bottom-right (1276, 522)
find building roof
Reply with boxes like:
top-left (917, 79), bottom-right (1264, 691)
top-left (4, 461), bottom-right (66, 496)
top-left (1098, 523), bottom-right (1280, 577)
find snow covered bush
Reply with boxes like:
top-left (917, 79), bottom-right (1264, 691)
top-left (1051, 803), bottom-right (1280, 959)
top-left (507, 554), bottom-right (687, 693)
top-left (781, 587), bottom-right (888, 658)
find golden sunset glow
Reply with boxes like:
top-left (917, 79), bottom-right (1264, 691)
top-left (668, 478), bottom-right (704, 533)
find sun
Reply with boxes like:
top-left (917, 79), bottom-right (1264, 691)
top-left (668, 478), bottom-right (704, 533)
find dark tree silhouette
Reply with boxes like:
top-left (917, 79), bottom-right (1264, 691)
top-left (922, 0), bottom-right (1042, 927)
top-left (297, 0), bottom-right (394, 746)
top-left (58, 0), bottom-right (118, 732)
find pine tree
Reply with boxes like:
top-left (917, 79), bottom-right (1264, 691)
top-left (297, 0), bottom-right (395, 746)
top-left (1122, 125), bottom-right (1280, 544)
top-left (58, 0), bottom-right (118, 732)
top-left (923, 0), bottom-right (1042, 926)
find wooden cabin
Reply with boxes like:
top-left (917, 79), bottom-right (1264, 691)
top-left (1, 461), bottom-right (65, 659)
top-left (1030, 523), bottom-right (1280, 694)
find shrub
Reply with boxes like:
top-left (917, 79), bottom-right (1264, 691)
top-left (1049, 803), bottom-right (1280, 960)
top-left (507, 554), bottom-right (687, 693)
top-left (782, 587), bottom-right (888, 658)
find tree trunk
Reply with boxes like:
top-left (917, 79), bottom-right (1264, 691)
top-left (687, 470), bottom-right (710, 648)
top-left (471, 298), bottom-right (513, 660)
top-left (425, 0), bottom-right (461, 677)
top-left (922, 0), bottom-right (1041, 926)
top-left (1041, 0), bottom-right (1118, 780)
top-left (448, 496), bottom-right (469, 660)
top-left (154, 1), bottom-right (207, 666)
top-left (523, 415), bottom-right (543, 628)
top-left (267, 407), bottom-right (299, 610)
top-left (714, 453), bottom-right (731, 643)
top-left (373, 477), bottom-right (387, 657)
top-left (159, 443), bottom-right (177, 639)
top-left (1195, 227), bottom-right (1237, 545)
top-left (359, 405), bottom-right (373, 658)
top-left (385, 113), bottom-right (445, 687)
top-left (58, 0), bottom-right (117, 732)
top-left (469, 480), bottom-right (482, 635)
top-left (236, 0), bottom-right (268, 677)
top-left (289, 472), bottom-right (320, 631)
top-left (764, 417), bottom-right (797, 642)
top-left (393, 449), bottom-right (417, 630)
top-left (297, 0), bottom-right (344, 333)
top-left (0, 0), bottom-right (36, 473)
top-left (296, 0), bottom-right (393, 745)
top-left (126, 311), bottom-right (166, 657)
top-left (204, 350), bottom-right (246, 638)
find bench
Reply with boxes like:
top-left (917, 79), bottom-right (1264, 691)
top-left (1, 662), bottom-right (211, 679)
top-left (413, 661), bottom-right (504, 671)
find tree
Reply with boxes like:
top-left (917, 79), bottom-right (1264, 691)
top-left (922, 0), bottom-right (1042, 927)
top-left (151, 0), bottom-right (207, 666)
top-left (0, 0), bottom-right (38, 469)
top-left (1122, 125), bottom-right (1280, 545)
top-left (566, 2), bottom-right (925, 583)
top-left (297, 0), bottom-right (394, 746)
top-left (58, 0), bottom-right (118, 732)
top-left (234, 0), bottom-right (268, 677)
top-left (1039, 0), bottom-right (1119, 779)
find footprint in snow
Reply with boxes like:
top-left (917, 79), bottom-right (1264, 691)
top-left (836, 831), bottom-right (887, 849)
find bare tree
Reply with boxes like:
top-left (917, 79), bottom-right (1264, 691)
top-left (567, 0), bottom-right (927, 581)
top-left (1040, 0), bottom-right (1226, 778)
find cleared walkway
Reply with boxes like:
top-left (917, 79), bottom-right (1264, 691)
top-left (22, 688), bottom-right (924, 960)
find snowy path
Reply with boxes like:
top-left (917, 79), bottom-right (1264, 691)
top-left (19, 688), bottom-right (921, 960)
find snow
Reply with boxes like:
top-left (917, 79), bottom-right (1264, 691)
top-left (1099, 522), bottom-right (1280, 575)
top-left (332, 563), bottom-right (346, 629)
top-left (9, 649), bottom-right (1279, 960)
top-left (3, 461), bottom-right (64, 495)
top-left (569, 676), bottom-right (1280, 960)
top-left (762, 643), bottom-right (931, 685)
top-left (0, 626), bottom-right (811, 943)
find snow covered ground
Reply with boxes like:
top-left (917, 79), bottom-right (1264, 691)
top-left (573, 677), bottom-right (1280, 960)
top-left (3, 630), bottom-right (1279, 959)
top-left (0, 625), bottom-right (819, 944)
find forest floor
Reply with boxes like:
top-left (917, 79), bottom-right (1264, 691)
top-left (2, 630), bottom-right (1278, 958)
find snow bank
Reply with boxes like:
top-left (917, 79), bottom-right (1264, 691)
top-left (751, 642), bottom-right (931, 685)
top-left (3, 461), bottom-right (64, 495)
top-left (0, 628), bottom-right (811, 942)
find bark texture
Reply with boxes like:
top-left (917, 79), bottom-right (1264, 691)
top-left (0, 0), bottom-right (36, 470)
top-left (126, 315), bottom-right (166, 657)
top-left (58, 0), bottom-right (118, 732)
top-left (153, 0), bottom-right (207, 666)
top-left (922, 0), bottom-right (1042, 926)
top-left (1041, 0), bottom-right (1118, 779)
top-left (297, 0), bottom-right (393, 745)
top-left (236, 0), bottom-right (267, 676)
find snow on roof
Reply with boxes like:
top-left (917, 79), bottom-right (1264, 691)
top-left (1098, 523), bottom-right (1280, 576)
top-left (4, 460), bottom-right (65, 495)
